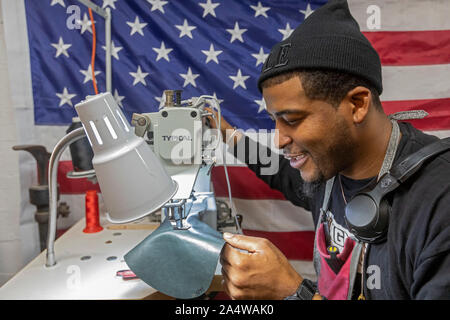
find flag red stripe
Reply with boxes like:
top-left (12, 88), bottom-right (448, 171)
top-left (212, 166), bottom-right (286, 200)
top-left (383, 98), bottom-right (450, 131)
top-left (243, 229), bottom-right (314, 260)
top-left (363, 30), bottom-right (450, 66)
top-left (56, 161), bottom-right (286, 199)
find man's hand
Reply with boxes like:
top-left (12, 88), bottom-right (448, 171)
top-left (220, 232), bottom-right (303, 300)
top-left (203, 107), bottom-right (235, 143)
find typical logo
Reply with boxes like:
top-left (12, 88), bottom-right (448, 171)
top-left (162, 135), bottom-right (193, 142)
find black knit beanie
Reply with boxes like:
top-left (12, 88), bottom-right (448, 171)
top-left (258, 0), bottom-right (383, 94)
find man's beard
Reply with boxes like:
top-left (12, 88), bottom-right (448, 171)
top-left (297, 115), bottom-right (355, 199)
top-left (300, 171), bottom-right (325, 198)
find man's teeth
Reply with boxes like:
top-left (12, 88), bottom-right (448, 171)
top-left (286, 154), bottom-right (306, 160)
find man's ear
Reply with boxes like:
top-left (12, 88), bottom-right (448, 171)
top-left (346, 86), bottom-right (371, 124)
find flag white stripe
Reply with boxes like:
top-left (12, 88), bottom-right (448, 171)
top-left (381, 64), bottom-right (450, 101)
top-left (217, 197), bottom-right (315, 232)
top-left (424, 130), bottom-right (450, 139)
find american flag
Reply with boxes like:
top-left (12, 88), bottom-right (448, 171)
top-left (21, 0), bottom-right (450, 282)
top-left (26, 0), bottom-right (327, 128)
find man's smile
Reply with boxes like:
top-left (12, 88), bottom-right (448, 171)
top-left (284, 152), bottom-right (309, 169)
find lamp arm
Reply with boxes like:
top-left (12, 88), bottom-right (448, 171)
top-left (46, 127), bottom-right (87, 267)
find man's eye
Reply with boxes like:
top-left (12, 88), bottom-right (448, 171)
top-left (285, 119), bottom-right (299, 125)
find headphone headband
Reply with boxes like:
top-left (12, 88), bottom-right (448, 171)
top-left (390, 138), bottom-right (450, 183)
top-left (345, 137), bottom-right (450, 243)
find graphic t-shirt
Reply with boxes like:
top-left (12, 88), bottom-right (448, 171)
top-left (327, 175), bottom-right (375, 250)
top-left (324, 174), bottom-right (376, 299)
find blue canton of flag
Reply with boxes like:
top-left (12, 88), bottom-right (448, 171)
top-left (24, 0), bottom-right (327, 130)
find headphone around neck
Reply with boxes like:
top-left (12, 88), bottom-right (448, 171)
top-left (344, 138), bottom-right (450, 244)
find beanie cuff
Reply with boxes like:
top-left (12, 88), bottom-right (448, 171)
top-left (258, 35), bottom-right (382, 94)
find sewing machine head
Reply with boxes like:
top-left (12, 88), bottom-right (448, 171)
top-left (131, 90), bottom-right (220, 230)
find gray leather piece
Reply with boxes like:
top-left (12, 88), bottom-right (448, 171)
top-left (124, 212), bottom-right (225, 299)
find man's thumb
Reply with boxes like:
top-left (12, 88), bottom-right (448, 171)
top-left (223, 232), bottom-right (259, 253)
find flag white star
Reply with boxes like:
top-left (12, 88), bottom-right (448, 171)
top-left (254, 98), bottom-right (267, 113)
top-left (279, 23), bottom-right (294, 40)
top-left (229, 69), bottom-right (250, 90)
top-left (155, 92), bottom-right (166, 109)
top-left (208, 92), bottom-right (224, 106)
top-left (80, 64), bottom-right (102, 84)
top-left (179, 67), bottom-right (200, 88)
top-left (102, 41), bottom-right (123, 60)
top-left (129, 66), bottom-right (149, 86)
top-left (77, 13), bottom-right (93, 34)
top-left (199, 0), bottom-right (220, 18)
top-left (250, 2), bottom-right (270, 18)
top-left (114, 89), bottom-right (125, 108)
top-left (201, 44), bottom-right (222, 64)
top-left (175, 19), bottom-right (197, 39)
top-left (51, 37), bottom-right (72, 58)
top-left (300, 3), bottom-right (314, 19)
top-left (102, 0), bottom-right (118, 9)
top-left (127, 16), bottom-right (147, 36)
top-left (50, 0), bottom-right (65, 8)
top-left (56, 87), bottom-right (76, 107)
top-left (251, 47), bottom-right (269, 66)
top-left (226, 22), bottom-right (247, 43)
top-left (147, 0), bottom-right (168, 13)
top-left (153, 41), bottom-right (173, 62)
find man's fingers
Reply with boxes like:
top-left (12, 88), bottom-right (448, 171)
top-left (203, 107), bottom-right (217, 128)
top-left (222, 271), bottom-right (246, 300)
top-left (220, 243), bottom-right (249, 271)
top-left (204, 107), bottom-right (218, 119)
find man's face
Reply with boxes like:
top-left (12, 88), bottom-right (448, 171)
top-left (263, 76), bottom-right (356, 183)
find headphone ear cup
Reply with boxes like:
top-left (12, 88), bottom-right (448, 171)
top-left (345, 188), bottom-right (391, 244)
top-left (374, 197), bottom-right (391, 242)
top-left (345, 192), bottom-right (378, 242)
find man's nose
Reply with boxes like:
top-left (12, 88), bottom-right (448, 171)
top-left (274, 124), bottom-right (292, 150)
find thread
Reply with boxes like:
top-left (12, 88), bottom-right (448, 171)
top-left (88, 8), bottom-right (99, 95)
top-left (83, 190), bottom-right (103, 233)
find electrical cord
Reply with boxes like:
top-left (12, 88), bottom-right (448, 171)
top-left (88, 8), bottom-right (99, 95)
top-left (193, 96), bottom-right (243, 235)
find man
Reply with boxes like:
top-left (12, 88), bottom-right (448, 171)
top-left (210, 0), bottom-right (450, 300)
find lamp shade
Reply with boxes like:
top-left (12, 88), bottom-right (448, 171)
top-left (75, 93), bottom-right (177, 223)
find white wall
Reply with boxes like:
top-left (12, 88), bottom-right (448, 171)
top-left (0, 0), bottom-right (81, 285)
top-left (0, 1), bottom-right (23, 286)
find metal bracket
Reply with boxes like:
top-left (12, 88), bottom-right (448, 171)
top-left (131, 114), bottom-right (151, 137)
top-left (77, 0), bottom-right (107, 18)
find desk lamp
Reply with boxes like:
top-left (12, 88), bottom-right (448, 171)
top-left (46, 93), bottom-right (177, 267)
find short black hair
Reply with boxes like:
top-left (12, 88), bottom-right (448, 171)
top-left (261, 69), bottom-right (383, 112)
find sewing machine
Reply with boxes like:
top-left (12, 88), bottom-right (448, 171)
top-left (0, 90), bottom-right (236, 299)
top-left (130, 89), bottom-right (237, 232)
